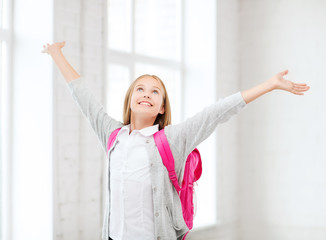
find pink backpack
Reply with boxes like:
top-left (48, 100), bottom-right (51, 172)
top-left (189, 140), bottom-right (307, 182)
top-left (107, 128), bottom-right (202, 239)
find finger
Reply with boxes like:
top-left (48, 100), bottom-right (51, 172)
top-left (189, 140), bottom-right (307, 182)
top-left (294, 83), bottom-right (308, 86)
top-left (294, 85), bottom-right (309, 89)
top-left (295, 88), bottom-right (309, 93)
top-left (293, 88), bottom-right (309, 93)
top-left (295, 85), bottom-right (310, 90)
top-left (291, 90), bottom-right (304, 95)
top-left (42, 44), bottom-right (48, 53)
top-left (292, 83), bottom-right (310, 90)
top-left (280, 69), bottom-right (288, 76)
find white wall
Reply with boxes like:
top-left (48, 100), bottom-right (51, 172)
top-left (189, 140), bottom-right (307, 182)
top-left (239, 0), bottom-right (326, 239)
top-left (53, 0), bottom-right (107, 239)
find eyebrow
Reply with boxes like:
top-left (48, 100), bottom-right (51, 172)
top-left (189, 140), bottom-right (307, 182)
top-left (135, 84), bottom-right (161, 92)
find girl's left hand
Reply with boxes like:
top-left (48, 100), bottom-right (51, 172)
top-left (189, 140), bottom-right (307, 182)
top-left (41, 41), bottom-right (66, 55)
top-left (269, 70), bottom-right (310, 95)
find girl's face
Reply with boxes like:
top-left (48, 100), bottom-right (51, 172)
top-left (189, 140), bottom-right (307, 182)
top-left (130, 76), bottom-right (165, 119)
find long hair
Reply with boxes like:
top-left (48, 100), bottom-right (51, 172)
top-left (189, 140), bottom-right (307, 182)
top-left (123, 74), bottom-right (172, 130)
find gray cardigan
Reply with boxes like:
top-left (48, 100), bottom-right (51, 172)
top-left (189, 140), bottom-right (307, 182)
top-left (67, 77), bottom-right (247, 240)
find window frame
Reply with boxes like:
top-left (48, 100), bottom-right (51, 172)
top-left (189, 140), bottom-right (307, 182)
top-left (105, 0), bottom-right (185, 122)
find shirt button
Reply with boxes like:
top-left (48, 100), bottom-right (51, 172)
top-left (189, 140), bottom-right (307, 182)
top-left (155, 212), bottom-right (159, 217)
top-left (150, 163), bottom-right (153, 167)
top-left (146, 140), bottom-right (150, 143)
top-left (153, 187), bottom-right (157, 192)
top-left (157, 237), bottom-right (161, 240)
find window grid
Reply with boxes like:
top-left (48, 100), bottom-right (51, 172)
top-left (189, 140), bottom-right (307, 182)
top-left (106, 0), bottom-right (183, 124)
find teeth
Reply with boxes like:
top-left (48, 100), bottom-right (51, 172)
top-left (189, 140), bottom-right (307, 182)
top-left (140, 102), bottom-right (151, 106)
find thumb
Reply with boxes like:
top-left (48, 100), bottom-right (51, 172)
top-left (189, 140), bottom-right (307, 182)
top-left (280, 69), bottom-right (288, 76)
top-left (59, 41), bottom-right (66, 48)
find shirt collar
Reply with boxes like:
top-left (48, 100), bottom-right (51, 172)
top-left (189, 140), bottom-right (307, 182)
top-left (121, 124), bottom-right (159, 136)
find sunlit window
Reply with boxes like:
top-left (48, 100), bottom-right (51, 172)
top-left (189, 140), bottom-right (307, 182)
top-left (106, 0), bottom-right (216, 230)
top-left (106, 0), bottom-right (182, 124)
top-left (0, 39), bottom-right (4, 240)
top-left (1, 0), bottom-right (11, 239)
top-left (134, 0), bottom-right (181, 61)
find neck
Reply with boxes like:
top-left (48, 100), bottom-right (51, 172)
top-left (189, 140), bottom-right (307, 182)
top-left (130, 114), bottom-right (156, 134)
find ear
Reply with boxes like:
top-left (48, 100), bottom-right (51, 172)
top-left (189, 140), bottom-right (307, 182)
top-left (159, 104), bottom-right (165, 115)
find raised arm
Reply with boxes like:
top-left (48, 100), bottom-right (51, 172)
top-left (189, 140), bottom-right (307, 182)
top-left (42, 41), bottom-right (123, 152)
top-left (42, 41), bottom-right (80, 83)
top-left (165, 69), bottom-right (310, 176)
top-left (241, 70), bottom-right (310, 104)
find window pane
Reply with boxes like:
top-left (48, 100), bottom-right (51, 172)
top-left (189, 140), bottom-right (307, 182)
top-left (0, 40), bottom-right (3, 85)
top-left (0, 0), bottom-right (3, 28)
top-left (134, 63), bottom-right (181, 124)
top-left (107, 0), bottom-right (132, 52)
top-left (0, 40), bottom-right (3, 240)
top-left (193, 133), bottom-right (216, 228)
top-left (0, 40), bottom-right (8, 240)
top-left (106, 64), bottom-right (130, 122)
top-left (1, 0), bottom-right (9, 30)
top-left (135, 0), bottom-right (181, 61)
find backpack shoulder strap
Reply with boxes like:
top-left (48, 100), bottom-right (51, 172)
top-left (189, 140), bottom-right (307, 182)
top-left (107, 128), bottom-right (121, 153)
top-left (153, 129), bottom-right (181, 192)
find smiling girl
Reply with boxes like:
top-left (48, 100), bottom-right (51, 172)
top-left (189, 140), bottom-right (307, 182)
top-left (43, 41), bottom-right (309, 240)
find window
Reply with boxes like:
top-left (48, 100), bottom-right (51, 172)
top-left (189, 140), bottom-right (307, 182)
top-left (106, 0), bottom-right (182, 124)
top-left (106, 0), bottom-right (217, 230)
top-left (1, 0), bottom-right (53, 239)
top-left (0, 0), bottom-right (12, 239)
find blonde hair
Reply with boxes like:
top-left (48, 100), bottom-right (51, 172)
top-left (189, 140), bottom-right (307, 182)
top-left (123, 74), bottom-right (172, 130)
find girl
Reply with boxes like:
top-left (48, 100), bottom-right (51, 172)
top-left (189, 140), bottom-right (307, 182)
top-left (42, 41), bottom-right (310, 240)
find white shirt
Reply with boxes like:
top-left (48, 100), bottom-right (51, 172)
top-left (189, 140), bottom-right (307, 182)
top-left (109, 124), bottom-right (159, 240)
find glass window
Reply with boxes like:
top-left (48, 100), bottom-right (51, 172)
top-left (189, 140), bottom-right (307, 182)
top-left (0, 0), bottom-right (3, 28)
top-left (107, 0), bottom-right (182, 123)
top-left (0, 0), bottom-right (9, 30)
top-left (1, 20), bottom-right (10, 240)
top-left (0, 39), bottom-right (3, 240)
top-left (106, 64), bottom-right (130, 122)
top-left (134, 0), bottom-right (181, 61)
top-left (107, 0), bottom-right (132, 52)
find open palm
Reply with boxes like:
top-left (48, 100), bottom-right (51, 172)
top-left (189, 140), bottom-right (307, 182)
top-left (271, 70), bottom-right (310, 95)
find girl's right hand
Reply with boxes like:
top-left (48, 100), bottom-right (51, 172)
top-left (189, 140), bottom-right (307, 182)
top-left (41, 41), bottom-right (66, 55)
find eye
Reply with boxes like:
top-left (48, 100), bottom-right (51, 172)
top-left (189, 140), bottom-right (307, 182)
top-left (153, 90), bottom-right (159, 94)
top-left (137, 87), bottom-right (144, 92)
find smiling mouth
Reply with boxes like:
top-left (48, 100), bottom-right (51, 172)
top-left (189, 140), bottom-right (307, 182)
top-left (139, 102), bottom-right (152, 107)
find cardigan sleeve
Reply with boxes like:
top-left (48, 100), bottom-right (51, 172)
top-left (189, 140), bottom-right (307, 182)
top-left (66, 77), bottom-right (124, 152)
top-left (165, 91), bottom-right (247, 162)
